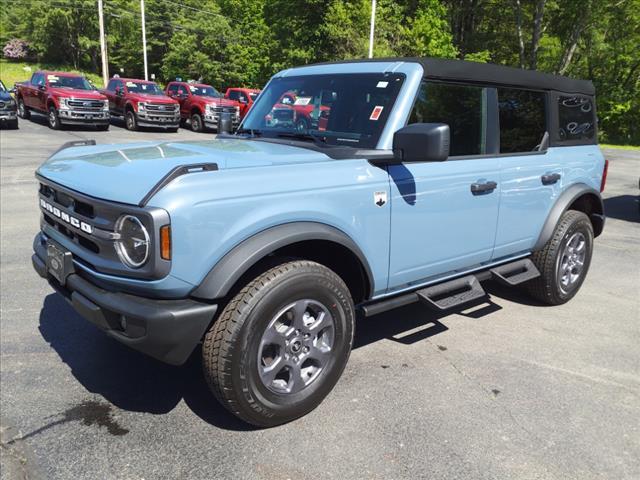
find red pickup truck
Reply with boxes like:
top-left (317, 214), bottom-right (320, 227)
top-left (15, 71), bottom-right (110, 130)
top-left (166, 81), bottom-right (240, 132)
top-left (266, 91), bottom-right (330, 131)
top-left (101, 77), bottom-right (180, 131)
top-left (225, 87), bottom-right (260, 119)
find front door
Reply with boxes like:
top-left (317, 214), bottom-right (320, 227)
top-left (388, 81), bottom-right (500, 292)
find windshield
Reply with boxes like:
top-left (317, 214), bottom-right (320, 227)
top-left (241, 73), bottom-right (405, 149)
top-left (190, 85), bottom-right (221, 97)
top-left (47, 74), bottom-right (93, 90)
top-left (126, 81), bottom-right (164, 95)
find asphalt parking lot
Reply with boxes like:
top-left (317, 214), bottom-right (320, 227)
top-left (1, 115), bottom-right (639, 480)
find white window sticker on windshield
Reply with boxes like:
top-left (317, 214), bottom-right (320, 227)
top-left (294, 97), bottom-right (312, 106)
top-left (369, 106), bottom-right (384, 121)
top-left (376, 81), bottom-right (389, 88)
top-left (126, 82), bottom-right (137, 87)
top-left (189, 86), bottom-right (196, 91)
top-left (47, 75), bottom-right (59, 81)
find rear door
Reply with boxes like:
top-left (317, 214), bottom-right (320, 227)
top-left (387, 81), bottom-right (501, 291)
top-left (492, 88), bottom-right (562, 258)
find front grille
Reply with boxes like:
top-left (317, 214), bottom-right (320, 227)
top-left (211, 106), bottom-right (236, 114)
top-left (273, 108), bottom-right (293, 121)
top-left (0, 102), bottom-right (5, 108)
top-left (144, 103), bottom-right (177, 115)
top-left (40, 183), bottom-right (94, 217)
top-left (67, 99), bottom-right (104, 111)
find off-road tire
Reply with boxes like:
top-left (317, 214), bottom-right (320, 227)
top-left (202, 260), bottom-right (355, 427)
top-left (48, 105), bottom-right (61, 130)
top-left (527, 210), bottom-right (594, 305)
top-left (17, 98), bottom-right (30, 119)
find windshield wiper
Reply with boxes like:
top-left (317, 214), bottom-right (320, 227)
top-left (274, 131), bottom-right (327, 145)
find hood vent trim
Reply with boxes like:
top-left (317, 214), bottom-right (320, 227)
top-left (139, 162), bottom-right (219, 207)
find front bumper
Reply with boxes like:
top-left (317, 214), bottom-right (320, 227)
top-left (203, 113), bottom-right (240, 129)
top-left (136, 112), bottom-right (180, 128)
top-left (58, 109), bottom-right (110, 125)
top-left (32, 233), bottom-right (217, 365)
top-left (0, 109), bottom-right (17, 121)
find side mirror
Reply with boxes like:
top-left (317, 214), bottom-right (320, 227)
top-left (392, 123), bottom-right (450, 163)
top-left (38, 85), bottom-right (46, 92)
top-left (9, 87), bottom-right (16, 94)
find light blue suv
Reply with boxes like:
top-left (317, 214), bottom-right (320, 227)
top-left (32, 58), bottom-right (607, 426)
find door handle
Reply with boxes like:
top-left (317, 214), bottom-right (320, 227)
top-left (541, 173), bottom-right (561, 185)
top-left (470, 181), bottom-right (498, 194)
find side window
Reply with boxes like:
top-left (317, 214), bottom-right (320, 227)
top-left (32, 73), bottom-right (45, 86)
top-left (178, 85), bottom-right (189, 96)
top-left (557, 95), bottom-right (595, 142)
top-left (167, 84), bottom-right (179, 94)
top-left (498, 88), bottom-right (546, 153)
top-left (228, 90), bottom-right (239, 101)
top-left (409, 82), bottom-right (487, 156)
top-left (239, 92), bottom-right (248, 103)
top-left (106, 79), bottom-right (118, 91)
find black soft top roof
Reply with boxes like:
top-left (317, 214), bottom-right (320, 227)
top-left (321, 57), bottom-right (595, 96)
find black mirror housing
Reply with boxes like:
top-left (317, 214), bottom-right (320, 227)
top-left (392, 123), bottom-right (450, 163)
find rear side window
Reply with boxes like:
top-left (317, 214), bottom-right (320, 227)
top-left (228, 90), bottom-right (239, 101)
top-left (409, 82), bottom-right (487, 156)
top-left (106, 79), bottom-right (118, 91)
top-left (498, 88), bottom-right (546, 153)
top-left (557, 95), bottom-right (595, 141)
top-left (167, 84), bottom-right (179, 93)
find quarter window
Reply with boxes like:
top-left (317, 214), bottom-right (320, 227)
top-left (498, 88), bottom-right (546, 153)
top-left (557, 95), bottom-right (595, 141)
top-left (167, 84), bottom-right (179, 94)
top-left (106, 79), bottom-right (118, 91)
top-left (409, 82), bottom-right (487, 156)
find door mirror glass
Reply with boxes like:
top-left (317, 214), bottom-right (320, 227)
top-left (392, 123), bottom-right (450, 163)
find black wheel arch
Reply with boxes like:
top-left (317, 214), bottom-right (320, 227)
top-left (190, 222), bottom-right (374, 304)
top-left (534, 183), bottom-right (604, 251)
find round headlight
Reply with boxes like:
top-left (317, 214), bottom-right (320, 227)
top-left (114, 215), bottom-right (150, 268)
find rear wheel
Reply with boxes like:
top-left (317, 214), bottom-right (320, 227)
top-left (17, 98), bottom-right (30, 119)
top-left (527, 210), bottom-right (594, 305)
top-left (190, 112), bottom-right (204, 132)
top-left (48, 106), bottom-right (61, 130)
top-left (125, 110), bottom-right (138, 131)
top-left (202, 260), bottom-right (355, 427)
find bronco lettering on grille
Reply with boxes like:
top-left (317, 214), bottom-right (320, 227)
top-left (40, 198), bottom-right (93, 234)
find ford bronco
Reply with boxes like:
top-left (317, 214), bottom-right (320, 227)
top-left (32, 58), bottom-right (606, 427)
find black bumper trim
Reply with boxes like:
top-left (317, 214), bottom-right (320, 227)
top-left (32, 251), bottom-right (217, 365)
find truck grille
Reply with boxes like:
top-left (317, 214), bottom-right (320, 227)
top-left (0, 101), bottom-right (5, 109)
top-left (211, 106), bottom-right (237, 114)
top-left (144, 103), bottom-right (177, 116)
top-left (66, 99), bottom-right (105, 111)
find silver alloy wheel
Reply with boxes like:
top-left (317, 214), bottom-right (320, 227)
top-left (126, 112), bottom-right (134, 129)
top-left (258, 299), bottom-right (335, 394)
top-left (556, 231), bottom-right (587, 294)
top-left (49, 108), bottom-right (57, 127)
top-left (18, 99), bottom-right (25, 116)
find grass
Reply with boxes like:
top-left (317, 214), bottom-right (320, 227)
top-left (600, 144), bottom-right (640, 151)
top-left (0, 59), bottom-right (104, 89)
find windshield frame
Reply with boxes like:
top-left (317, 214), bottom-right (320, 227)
top-left (190, 85), bottom-right (222, 98)
top-left (239, 72), bottom-right (407, 150)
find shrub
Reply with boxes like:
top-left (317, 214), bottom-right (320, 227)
top-left (3, 39), bottom-right (31, 60)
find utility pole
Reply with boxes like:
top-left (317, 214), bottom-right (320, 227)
top-left (140, 0), bottom-right (149, 80)
top-left (368, 0), bottom-right (376, 58)
top-left (97, 0), bottom-right (109, 87)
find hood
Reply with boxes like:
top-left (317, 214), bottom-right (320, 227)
top-left (197, 97), bottom-right (238, 107)
top-left (128, 93), bottom-right (176, 103)
top-left (37, 138), bottom-right (333, 205)
top-left (48, 88), bottom-right (106, 100)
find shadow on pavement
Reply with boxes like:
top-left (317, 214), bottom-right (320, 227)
top-left (603, 195), bottom-right (640, 223)
top-left (23, 112), bottom-right (107, 132)
top-left (38, 279), bottom-right (537, 430)
top-left (38, 294), bottom-right (253, 432)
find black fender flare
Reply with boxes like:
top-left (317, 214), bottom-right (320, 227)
top-left (533, 183), bottom-right (605, 251)
top-left (190, 222), bottom-right (374, 300)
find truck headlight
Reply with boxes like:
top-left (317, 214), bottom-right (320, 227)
top-left (102, 100), bottom-right (109, 111)
top-left (114, 215), bottom-right (150, 268)
top-left (60, 99), bottom-right (70, 110)
top-left (138, 102), bottom-right (146, 111)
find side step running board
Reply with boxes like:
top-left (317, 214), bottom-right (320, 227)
top-left (417, 275), bottom-right (486, 311)
top-left (490, 258), bottom-right (540, 286)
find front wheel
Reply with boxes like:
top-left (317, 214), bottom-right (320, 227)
top-left (202, 260), bottom-right (355, 427)
top-left (17, 98), bottom-right (30, 119)
top-left (48, 106), bottom-right (61, 130)
top-left (190, 112), bottom-right (204, 132)
top-left (527, 210), bottom-right (594, 305)
top-left (125, 110), bottom-right (138, 131)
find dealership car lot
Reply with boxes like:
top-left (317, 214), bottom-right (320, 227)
top-left (1, 119), bottom-right (639, 479)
